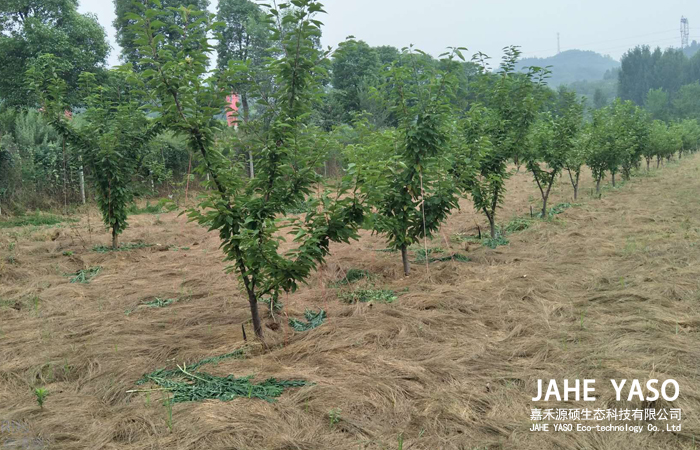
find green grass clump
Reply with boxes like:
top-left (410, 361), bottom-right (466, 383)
top-left (0, 298), bottom-right (18, 309)
top-left (542, 202), bottom-right (579, 219)
top-left (374, 248), bottom-right (398, 253)
top-left (125, 297), bottom-right (184, 315)
top-left (168, 245), bottom-right (191, 251)
top-left (135, 349), bottom-right (309, 403)
top-left (93, 242), bottom-right (153, 253)
top-left (414, 248), bottom-right (470, 263)
top-left (339, 288), bottom-right (397, 304)
top-left (289, 308), bottom-right (326, 331)
top-left (127, 201), bottom-right (163, 215)
top-left (331, 268), bottom-right (371, 287)
top-left (505, 216), bottom-right (532, 233)
top-left (137, 350), bottom-right (246, 384)
top-left (0, 212), bottom-right (77, 229)
top-left (33, 387), bottom-right (49, 408)
top-left (453, 234), bottom-right (477, 244)
top-left (482, 234), bottom-right (509, 249)
top-left (284, 199), bottom-right (313, 215)
top-left (67, 266), bottom-right (101, 283)
top-left (436, 253), bottom-right (470, 263)
top-left (140, 371), bottom-right (310, 403)
top-left (455, 231), bottom-right (509, 249)
top-left (188, 351), bottom-right (246, 370)
top-left (414, 247), bottom-right (444, 263)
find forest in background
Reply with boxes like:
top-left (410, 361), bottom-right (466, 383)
top-left (1, 0), bottom-right (700, 216)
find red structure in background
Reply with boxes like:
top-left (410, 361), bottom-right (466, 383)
top-left (225, 93), bottom-right (239, 127)
top-left (36, 108), bottom-right (72, 120)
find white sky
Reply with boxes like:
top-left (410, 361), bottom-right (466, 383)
top-left (78, 0), bottom-right (700, 68)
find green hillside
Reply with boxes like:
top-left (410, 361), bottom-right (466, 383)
top-left (517, 49), bottom-right (620, 86)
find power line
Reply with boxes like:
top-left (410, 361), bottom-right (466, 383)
top-left (581, 36), bottom-right (685, 55)
top-left (557, 32), bottom-right (560, 54)
top-left (523, 35), bottom-right (697, 60)
top-left (522, 28), bottom-right (678, 56)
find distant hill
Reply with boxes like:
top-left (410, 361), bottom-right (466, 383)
top-left (516, 49), bottom-right (620, 87)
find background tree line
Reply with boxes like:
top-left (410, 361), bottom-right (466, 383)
top-left (2, 0), bottom-right (700, 219)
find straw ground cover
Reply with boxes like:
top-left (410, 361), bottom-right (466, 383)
top-left (0, 156), bottom-right (699, 449)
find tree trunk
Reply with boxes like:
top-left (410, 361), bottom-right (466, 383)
top-left (246, 289), bottom-right (264, 339)
top-left (567, 168), bottom-right (579, 201)
top-left (596, 177), bottom-right (601, 194)
top-left (646, 158), bottom-right (650, 171)
top-left (541, 195), bottom-right (548, 218)
top-left (487, 188), bottom-right (500, 239)
top-left (400, 244), bottom-right (410, 276)
top-left (611, 172), bottom-right (616, 187)
top-left (112, 227), bottom-right (118, 250)
top-left (488, 215), bottom-right (496, 239)
top-left (248, 150), bottom-right (255, 179)
top-left (657, 157), bottom-right (661, 169)
top-left (540, 173), bottom-right (555, 218)
top-left (242, 93), bottom-right (250, 122)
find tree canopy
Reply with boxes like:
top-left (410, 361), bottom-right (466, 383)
top-left (113, 0), bottom-right (210, 68)
top-left (0, 0), bottom-right (109, 107)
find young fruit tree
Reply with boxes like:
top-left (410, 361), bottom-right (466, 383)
top-left (565, 122), bottom-right (591, 200)
top-left (587, 100), bottom-right (643, 191)
top-left (351, 47), bottom-right (462, 276)
top-left (525, 90), bottom-right (583, 217)
top-left (132, 0), bottom-right (363, 338)
top-left (29, 56), bottom-right (160, 249)
top-left (662, 122), bottom-right (683, 165)
top-left (675, 119), bottom-right (700, 159)
top-left (457, 47), bottom-right (548, 238)
top-left (647, 121), bottom-right (670, 170)
top-left (615, 101), bottom-right (649, 181)
top-left (586, 108), bottom-right (613, 193)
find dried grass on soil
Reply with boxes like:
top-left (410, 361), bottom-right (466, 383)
top-left (1, 158), bottom-right (699, 449)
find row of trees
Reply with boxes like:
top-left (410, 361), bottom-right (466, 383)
top-left (618, 45), bottom-right (700, 123)
top-left (0, 0), bottom-right (196, 212)
top-left (21, 1), bottom-right (700, 340)
top-left (619, 46), bottom-right (700, 106)
top-left (7, 0), bottom-right (700, 215)
top-left (0, 103), bottom-right (190, 212)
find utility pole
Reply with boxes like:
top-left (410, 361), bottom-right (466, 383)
top-left (557, 32), bottom-right (561, 54)
top-left (79, 157), bottom-right (86, 204)
top-left (681, 16), bottom-right (690, 48)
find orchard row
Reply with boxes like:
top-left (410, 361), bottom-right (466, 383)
top-left (29, 0), bottom-right (699, 338)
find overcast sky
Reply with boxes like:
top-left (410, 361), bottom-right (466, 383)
top-left (78, 0), bottom-right (700, 68)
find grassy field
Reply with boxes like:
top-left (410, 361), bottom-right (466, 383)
top-left (1, 156), bottom-right (699, 449)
